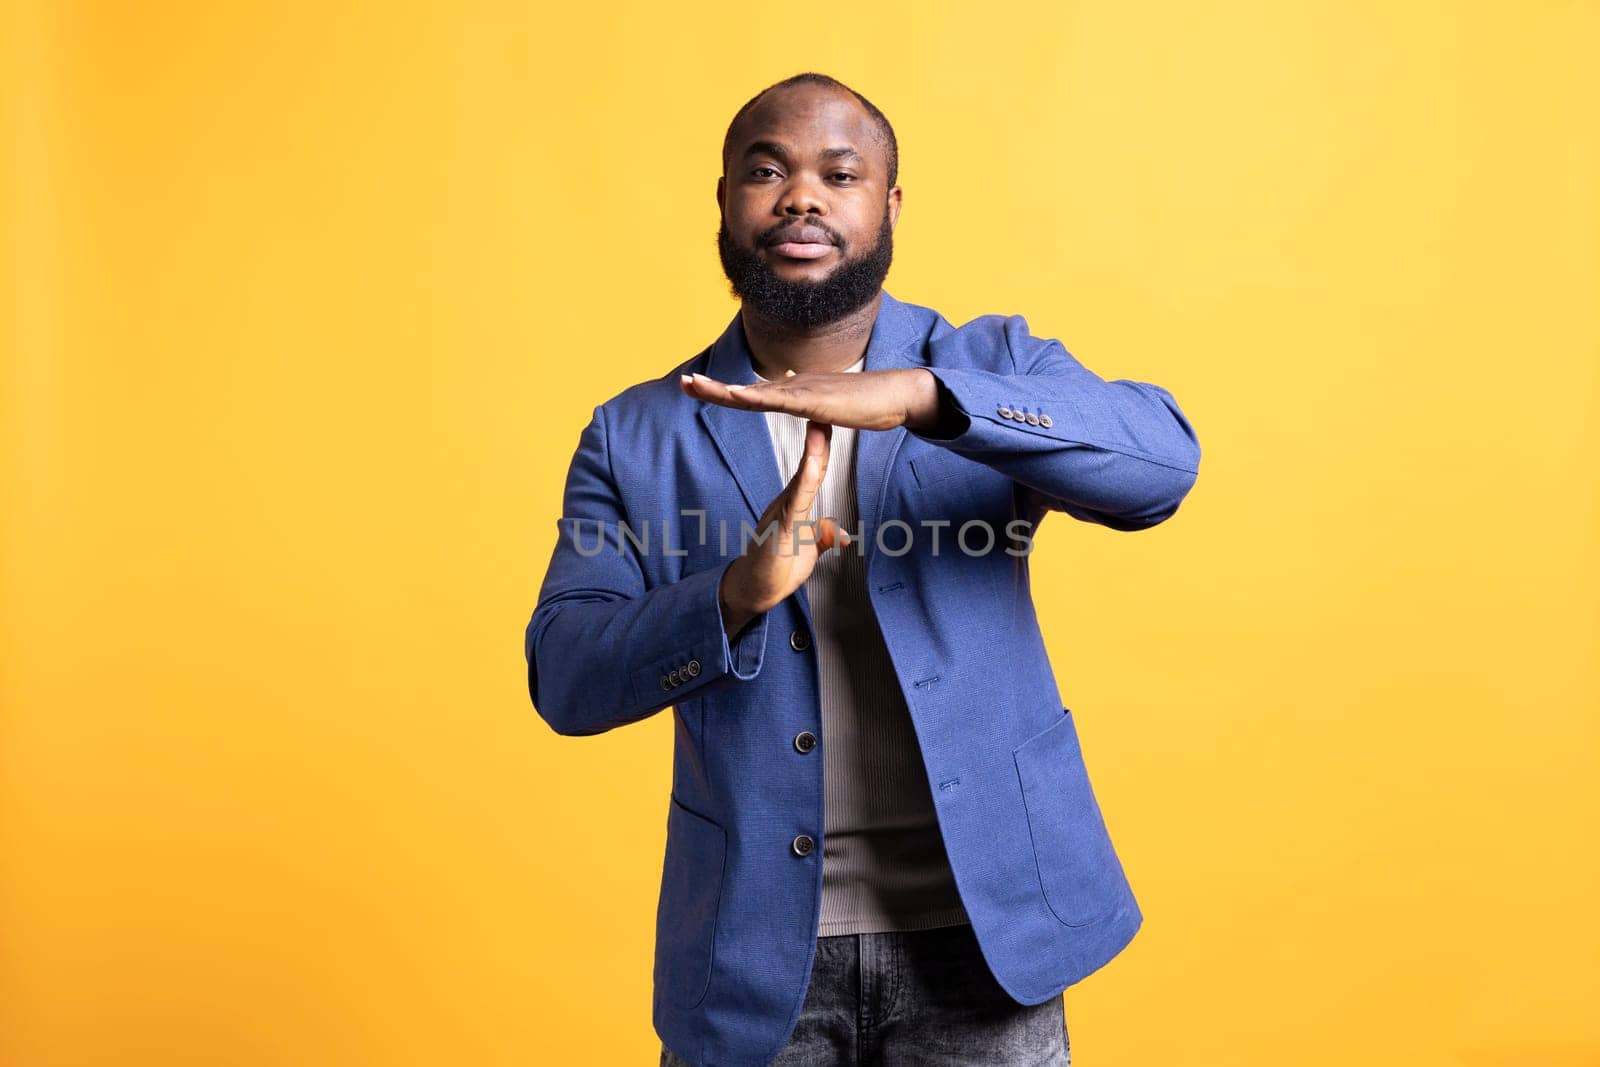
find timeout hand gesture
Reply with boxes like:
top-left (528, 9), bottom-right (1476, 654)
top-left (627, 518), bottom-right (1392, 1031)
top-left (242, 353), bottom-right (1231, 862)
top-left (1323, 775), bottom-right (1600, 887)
top-left (680, 366), bottom-right (949, 637)
top-left (712, 418), bottom-right (848, 637)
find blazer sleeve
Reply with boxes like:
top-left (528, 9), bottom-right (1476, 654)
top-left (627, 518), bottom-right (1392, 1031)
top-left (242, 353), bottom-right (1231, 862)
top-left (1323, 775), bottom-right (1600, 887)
top-left (524, 403), bottom-right (771, 736)
top-left (907, 314), bottom-right (1202, 531)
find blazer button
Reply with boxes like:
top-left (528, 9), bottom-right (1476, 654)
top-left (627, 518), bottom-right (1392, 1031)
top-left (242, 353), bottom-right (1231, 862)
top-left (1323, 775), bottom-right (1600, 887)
top-left (997, 405), bottom-right (1013, 419)
top-left (669, 667), bottom-right (681, 685)
top-left (793, 730), bottom-right (817, 754)
top-left (789, 629), bottom-right (811, 652)
top-left (791, 834), bottom-right (815, 857)
top-left (1012, 410), bottom-right (1029, 422)
top-left (1039, 414), bottom-right (1053, 428)
top-left (660, 674), bottom-right (672, 690)
top-left (1025, 412), bottom-right (1040, 426)
top-left (687, 659), bottom-right (700, 677)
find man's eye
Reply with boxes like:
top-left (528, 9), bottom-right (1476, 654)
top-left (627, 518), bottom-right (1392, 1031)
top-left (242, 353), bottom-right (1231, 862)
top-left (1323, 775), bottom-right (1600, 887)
top-left (751, 167), bottom-right (779, 178)
top-left (832, 173), bottom-right (857, 182)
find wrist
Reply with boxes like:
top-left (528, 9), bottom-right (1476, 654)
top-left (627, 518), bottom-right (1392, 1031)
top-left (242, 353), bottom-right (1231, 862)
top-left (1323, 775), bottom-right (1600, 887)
top-left (902, 369), bottom-right (940, 433)
top-left (905, 369), bottom-right (967, 437)
top-left (719, 560), bottom-right (757, 637)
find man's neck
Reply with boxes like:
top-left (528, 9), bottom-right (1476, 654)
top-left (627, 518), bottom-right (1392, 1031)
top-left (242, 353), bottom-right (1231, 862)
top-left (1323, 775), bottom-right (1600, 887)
top-left (740, 291), bottom-right (883, 378)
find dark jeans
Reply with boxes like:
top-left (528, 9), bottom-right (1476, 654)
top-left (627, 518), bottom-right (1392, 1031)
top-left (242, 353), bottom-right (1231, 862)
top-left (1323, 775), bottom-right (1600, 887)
top-left (660, 921), bottom-right (1070, 1066)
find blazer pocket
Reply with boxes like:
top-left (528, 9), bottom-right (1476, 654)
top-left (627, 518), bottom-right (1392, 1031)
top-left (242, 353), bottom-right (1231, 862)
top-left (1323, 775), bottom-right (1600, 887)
top-left (910, 447), bottom-right (979, 489)
top-left (654, 794), bottom-right (727, 1009)
top-left (1012, 709), bottom-right (1124, 927)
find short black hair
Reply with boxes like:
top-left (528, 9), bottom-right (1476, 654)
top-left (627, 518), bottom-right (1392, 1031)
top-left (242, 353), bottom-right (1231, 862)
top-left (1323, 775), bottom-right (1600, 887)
top-left (721, 72), bottom-right (899, 189)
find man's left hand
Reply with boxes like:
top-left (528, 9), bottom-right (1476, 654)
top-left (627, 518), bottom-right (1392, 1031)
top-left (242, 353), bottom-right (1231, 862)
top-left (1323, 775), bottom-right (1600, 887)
top-left (679, 367), bottom-right (948, 434)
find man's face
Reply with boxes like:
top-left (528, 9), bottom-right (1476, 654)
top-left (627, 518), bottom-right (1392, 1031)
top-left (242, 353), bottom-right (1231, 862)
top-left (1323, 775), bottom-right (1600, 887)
top-left (717, 85), bottom-right (902, 330)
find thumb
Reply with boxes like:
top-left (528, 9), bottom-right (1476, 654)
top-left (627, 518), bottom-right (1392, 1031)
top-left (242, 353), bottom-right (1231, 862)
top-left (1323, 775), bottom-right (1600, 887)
top-left (814, 516), bottom-right (851, 554)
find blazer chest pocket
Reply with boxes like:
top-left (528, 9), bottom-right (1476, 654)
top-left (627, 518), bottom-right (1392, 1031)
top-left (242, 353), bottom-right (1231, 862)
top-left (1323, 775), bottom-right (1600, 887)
top-left (654, 794), bottom-right (726, 1009)
top-left (1012, 709), bottom-right (1125, 927)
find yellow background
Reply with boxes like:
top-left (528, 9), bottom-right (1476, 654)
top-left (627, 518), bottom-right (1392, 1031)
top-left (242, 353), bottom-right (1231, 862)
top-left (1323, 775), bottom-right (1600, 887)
top-left (5, 1), bottom-right (1596, 1064)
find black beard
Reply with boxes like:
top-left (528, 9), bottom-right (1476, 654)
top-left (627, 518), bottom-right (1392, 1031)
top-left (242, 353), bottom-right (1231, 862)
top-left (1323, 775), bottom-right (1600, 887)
top-left (717, 207), bottom-right (895, 331)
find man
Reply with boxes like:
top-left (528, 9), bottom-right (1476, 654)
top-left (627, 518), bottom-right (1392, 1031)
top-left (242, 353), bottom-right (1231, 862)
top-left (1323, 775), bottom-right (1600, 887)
top-left (524, 72), bottom-right (1201, 1066)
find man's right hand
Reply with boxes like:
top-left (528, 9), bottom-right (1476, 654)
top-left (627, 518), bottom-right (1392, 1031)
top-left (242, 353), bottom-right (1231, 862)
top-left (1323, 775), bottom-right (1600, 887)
top-left (718, 420), bottom-right (850, 638)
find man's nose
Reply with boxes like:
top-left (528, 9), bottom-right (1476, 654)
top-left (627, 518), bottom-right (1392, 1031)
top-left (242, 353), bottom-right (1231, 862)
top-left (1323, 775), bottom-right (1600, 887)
top-left (778, 176), bottom-right (828, 216)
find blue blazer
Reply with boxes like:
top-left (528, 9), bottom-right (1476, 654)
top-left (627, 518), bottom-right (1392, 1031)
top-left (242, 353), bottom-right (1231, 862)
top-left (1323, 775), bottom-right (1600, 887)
top-left (524, 289), bottom-right (1201, 1066)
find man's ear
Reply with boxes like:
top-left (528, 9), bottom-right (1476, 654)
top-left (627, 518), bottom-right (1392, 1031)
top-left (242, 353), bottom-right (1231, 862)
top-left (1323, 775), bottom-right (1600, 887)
top-left (716, 175), bottom-right (726, 212)
top-left (888, 186), bottom-right (902, 230)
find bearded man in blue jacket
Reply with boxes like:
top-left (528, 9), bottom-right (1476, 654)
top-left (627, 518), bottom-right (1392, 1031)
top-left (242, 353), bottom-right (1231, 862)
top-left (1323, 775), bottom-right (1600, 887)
top-left (525, 71), bottom-right (1201, 1066)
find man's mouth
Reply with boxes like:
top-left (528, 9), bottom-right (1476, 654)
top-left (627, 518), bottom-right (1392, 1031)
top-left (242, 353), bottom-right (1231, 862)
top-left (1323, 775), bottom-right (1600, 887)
top-left (769, 241), bottom-right (835, 260)
top-left (766, 225), bottom-right (837, 261)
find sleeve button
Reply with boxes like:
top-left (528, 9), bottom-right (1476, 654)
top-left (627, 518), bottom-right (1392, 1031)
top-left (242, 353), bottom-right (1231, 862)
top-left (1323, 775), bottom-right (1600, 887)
top-left (1039, 414), bottom-right (1053, 428)
top-left (687, 659), bottom-right (701, 677)
top-left (1025, 412), bottom-right (1040, 425)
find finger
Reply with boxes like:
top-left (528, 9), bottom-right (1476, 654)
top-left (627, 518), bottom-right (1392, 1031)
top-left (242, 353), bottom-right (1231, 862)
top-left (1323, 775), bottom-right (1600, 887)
top-left (805, 418), bottom-right (832, 455)
top-left (806, 419), bottom-right (832, 483)
top-left (679, 372), bottom-right (764, 408)
top-left (723, 380), bottom-right (779, 405)
top-left (783, 422), bottom-right (831, 528)
top-left (783, 450), bottom-right (824, 528)
top-left (707, 375), bottom-right (808, 416)
top-left (743, 422), bottom-right (831, 559)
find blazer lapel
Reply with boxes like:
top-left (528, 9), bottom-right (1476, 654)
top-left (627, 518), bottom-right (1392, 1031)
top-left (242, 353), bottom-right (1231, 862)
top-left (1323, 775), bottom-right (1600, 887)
top-left (851, 292), bottom-right (925, 569)
top-left (697, 318), bottom-right (785, 526)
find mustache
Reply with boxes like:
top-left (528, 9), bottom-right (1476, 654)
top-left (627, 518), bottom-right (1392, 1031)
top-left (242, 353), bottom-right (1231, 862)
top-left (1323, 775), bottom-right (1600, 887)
top-left (761, 222), bottom-right (842, 247)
